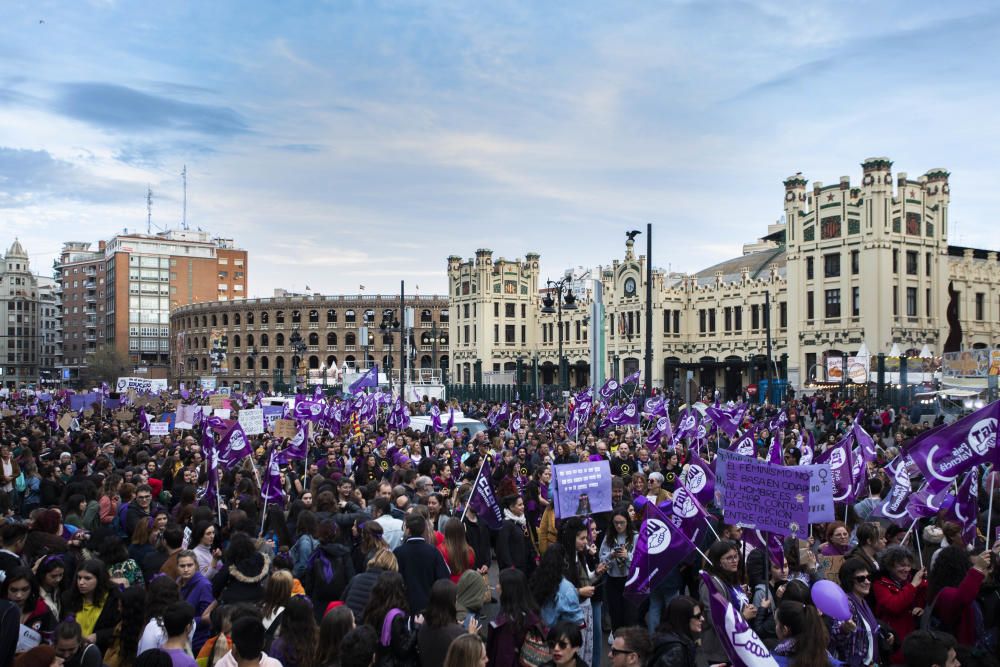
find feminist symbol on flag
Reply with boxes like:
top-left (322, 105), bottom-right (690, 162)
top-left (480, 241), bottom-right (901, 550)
top-left (685, 467), bottom-right (707, 494)
top-left (646, 519), bottom-right (672, 555)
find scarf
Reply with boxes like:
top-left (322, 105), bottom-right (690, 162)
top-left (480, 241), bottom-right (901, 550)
top-left (504, 509), bottom-right (526, 527)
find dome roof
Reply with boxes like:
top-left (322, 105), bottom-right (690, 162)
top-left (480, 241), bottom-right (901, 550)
top-left (6, 238), bottom-right (27, 258)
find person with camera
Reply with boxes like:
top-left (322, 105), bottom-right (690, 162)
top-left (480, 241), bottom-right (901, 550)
top-left (599, 507), bottom-right (636, 632)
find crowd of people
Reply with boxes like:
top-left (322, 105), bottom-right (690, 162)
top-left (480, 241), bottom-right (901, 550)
top-left (0, 384), bottom-right (994, 667)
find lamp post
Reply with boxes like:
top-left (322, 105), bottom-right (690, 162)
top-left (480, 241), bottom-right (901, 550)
top-left (430, 323), bottom-right (447, 384)
top-left (247, 346), bottom-right (258, 392)
top-left (289, 327), bottom-right (307, 393)
top-left (380, 310), bottom-right (401, 393)
top-left (319, 362), bottom-right (327, 391)
top-left (540, 277), bottom-right (578, 392)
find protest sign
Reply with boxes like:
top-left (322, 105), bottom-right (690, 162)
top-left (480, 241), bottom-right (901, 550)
top-left (553, 460), bottom-right (612, 519)
top-left (722, 458), bottom-right (810, 536)
top-left (818, 555), bottom-right (845, 582)
top-left (239, 408), bottom-right (264, 435)
top-left (200, 377), bottom-right (217, 391)
top-left (209, 395), bottom-right (226, 409)
top-left (149, 421), bottom-right (170, 436)
top-left (115, 377), bottom-right (168, 394)
top-left (802, 463), bottom-right (835, 522)
top-left (58, 413), bottom-right (74, 431)
top-left (263, 406), bottom-right (284, 430)
top-left (273, 419), bottom-right (298, 440)
top-left (214, 408), bottom-right (231, 420)
top-left (83, 409), bottom-right (94, 418)
top-left (113, 410), bottom-right (134, 422)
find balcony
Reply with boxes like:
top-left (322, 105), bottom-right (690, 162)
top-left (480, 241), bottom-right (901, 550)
top-left (344, 345), bottom-right (357, 352)
top-left (84, 280), bottom-right (96, 289)
top-left (85, 294), bottom-right (97, 303)
top-left (85, 335), bottom-right (96, 342)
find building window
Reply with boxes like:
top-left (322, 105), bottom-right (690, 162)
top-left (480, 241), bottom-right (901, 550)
top-left (825, 289), bottom-right (840, 318)
top-left (907, 287), bottom-right (918, 317)
top-left (708, 309), bottom-right (716, 333)
top-left (906, 251), bottom-right (918, 276)
top-left (724, 307), bottom-right (732, 332)
top-left (893, 287), bottom-right (898, 316)
top-left (699, 309), bottom-right (706, 334)
top-left (926, 288), bottom-right (932, 316)
top-left (851, 250), bottom-right (860, 275)
top-left (505, 303), bottom-right (515, 318)
top-left (494, 324), bottom-right (499, 343)
top-left (751, 304), bottom-right (759, 330)
top-left (505, 324), bottom-right (515, 343)
top-left (824, 253), bottom-right (840, 278)
top-left (892, 250), bottom-right (899, 273)
top-left (976, 292), bottom-right (985, 321)
top-left (806, 257), bottom-right (814, 280)
top-left (852, 286), bottom-right (860, 317)
top-left (673, 311), bottom-right (680, 333)
top-left (522, 324), bottom-right (526, 342)
top-left (806, 291), bottom-right (814, 320)
top-left (734, 306), bottom-right (742, 331)
top-left (494, 303), bottom-right (499, 317)
top-left (926, 252), bottom-right (933, 276)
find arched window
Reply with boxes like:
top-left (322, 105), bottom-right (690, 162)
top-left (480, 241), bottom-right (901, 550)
top-left (345, 355), bottom-right (356, 365)
top-left (202, 315), bottom-right (208, 327)
top-left (364, 309), bottom-right (375, 323)
top-left (308, 332), bottom-right (319, 345)
top-left (234, 313), bottom-right (241, 325)
top-left (233, 334), bottom-right (241, 348)
top-left (421, 332), bottom-right (431, 344)
top-left (260, 311), bottom-right (269, 324)
top-left (246, 356), bottom-right (255, 370)
top-left (420, 355), bottom-right (433, 368)
top-left (260, 356), bottom-right (270, 370)
top-left (201, 336), bottom-right (207, 349)
top-left (276, 356), bottom-right (285, 370)
top-left (276, 333), bottom-right (285, 346)
top-left (291, 355), bottom-right (300, 369)
top-left (308, 310), bottom-right (319, 323)
top-left (309, 355), bottom-right (319, 369)
top-left (382, 334), bottom-right (393, 345)
top-left (246, 334), bottom-right (254, 347)
top-left (233, 357), bottom-right (241, 370)
top-left (260, 333), bottom-right (269, 348)
top-left (420, 309), bottom-right (432, 323)
top-left (327, 332), bottom-right (337, 346)
top-left (201, 358), bottom-right (208, 371)
top-left (345, 332), bottom-right (356, 346)
top-left (276, 311), bottom-right (285, 324)
top-left (292, 310), bottom-right (301, 324)
top-left (326, 355), bottom-right (337, 368)
top-left (326, 309), bottom-right (337, 323)
top-left (247, 312), bottom-right (254, 324)
top-left (345, 310), bottom-right (356, 323)
top-left (222, 314), bottom-right (229, 326)
top-left (211, 315), bottom-right (217, 327)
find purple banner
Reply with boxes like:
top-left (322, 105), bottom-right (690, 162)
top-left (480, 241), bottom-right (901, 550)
top-left (814, 433), bottom-right (855, 503)
top-left (553, 460), bottom-right (613, 519)
top-left (468, 459), bottom-right (503, 529)
top-left (722, 458), bottom-right (810, 537)
top-left (908, 400), bottom-right (1000, 492)
top-left (624, 502), bottom-right (697, 603)
top-left (700, 571), bottom-right (778, 666)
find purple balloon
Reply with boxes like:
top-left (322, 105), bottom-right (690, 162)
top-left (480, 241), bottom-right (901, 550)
top-left (811, 579), bottom-right (851, 621)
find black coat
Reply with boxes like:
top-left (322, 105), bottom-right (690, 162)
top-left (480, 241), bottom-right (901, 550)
top-left (649, 631), bottom-right (698, 667)
top-left (302, 542), bottom-right (355, 621)
top-left (341, 566), bottom-right (387, 623)
top-left (496, 519), bottom-right (534, 575)
top-left (211, 552), bottom-right (270, 605)
top-left (462, 515), bottom-right (493, 570)
top-left (393, 538), bottom-right (450, 613)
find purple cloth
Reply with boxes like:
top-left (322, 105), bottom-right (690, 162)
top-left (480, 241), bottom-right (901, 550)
top-left (164, 648), bottom-right (197, 667)
top-left (180, 572), bottom-right (215, 652)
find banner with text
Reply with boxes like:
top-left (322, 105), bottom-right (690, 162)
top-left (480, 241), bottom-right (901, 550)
top-left (722, 458), bottom-right (810, 536)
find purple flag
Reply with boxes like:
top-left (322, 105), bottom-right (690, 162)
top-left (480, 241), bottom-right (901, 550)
top-left (799, 430), bottom-right (815, 465)
top-left (876, 463), bottom-right (914, 527)
top-left (907, 485), bottom-right (954, 521)
top-left (662, 485), bottom-right (712, 546)
top-left (278, 421), bottom-right (309, 461)
top-left (814, 432), bottom-right (855, 503)
top-left (945, 468), bottom-right (979, 545)
top-left (767, 437), bottom-right (783, 465)
top-left (852, 412), bottom-right (878, 463)
top-left (907, 400), bottom-right (1000, 493)
top-left (599, 378), bottom-right (620, 400)
top-left (742, 529), bottom-right (785, 569)
top-left (138, 407), bottom-right (150, 432)
top-left (348, 365), bottom-right (379, 393)
top-left (621, 369), bottom-right (641, 386)
top-left (217, 422), bottom-right (252, 469)
top-left (198, 430), bottom-right (219, 507)
top-left (682, 449), bottom-right (716, 507)
top-left (313, 384), bottom-right (323, 400)
top-left (294, 399), bottom-right (326, 422)
top-left (645, 415), bottom-right (673, 451)
top-left (535, 405), bottom-right (552, 428)
top-left (260, 448), bottom-right (286, 507)
top-left (510, 410), bottom-right (522, 431)
top-left (644, 396), bottom-right (669, 418)
top-left (765, 410), bottom-right (787, 434)
top-left (430, 404), bottom-right (444, 433)
top-left (706, 403), bottom-right (748, 438)
top-left (468, 459), bottom-right (503, 529)
top-left (729, 425), bottom-right (757, 457)
top-left (700, 571), bottom-right (779, 666)
top-left (624, 502), bottom-right (697, 603)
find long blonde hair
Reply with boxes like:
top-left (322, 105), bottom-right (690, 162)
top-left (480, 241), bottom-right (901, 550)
top-left (367, 548), bottom-right (398, 572)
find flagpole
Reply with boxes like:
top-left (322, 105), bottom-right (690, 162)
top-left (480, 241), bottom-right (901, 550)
top-left (987, 467), bottom-right (996, 550)
top-left (915, 528), bottom-right (924, 569)
top-left (460, 456), bottom-right (488, 523)
top-left (901, 517), bottom-right (919, 549)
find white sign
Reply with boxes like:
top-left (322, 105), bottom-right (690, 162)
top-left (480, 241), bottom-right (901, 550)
top-left (239, 408), bottom-right (264, 435)
top-left (200, 377), bottom-right (217, 391)
top-left (218, 386), bottom-right (232, 396)
top-left (213, 408), bottom-right (231, 420)
top-left (116, 377), bottom-right (168, 394)
top-left (149, 421), bottom-right (170, 436)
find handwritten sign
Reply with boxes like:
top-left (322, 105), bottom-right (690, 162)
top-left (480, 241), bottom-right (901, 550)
top-left (58, 413), bottom-right (74, 431)
top-left (273, 419), bottom-right (298, 440)
top-left (114, 410), bottom-right (134, 422)
top-left (116, 377), bottom-right (167, 394)
top-left (239, 408), bottom-right (264, 435)
top-left (209, 395), bottom-right (226, 409)
top-left (213, 408), bottom-right (231, 420)
top-left (149, 421), bottom-right (170, 436)
top-left (722, 458), bottom-right (810, 536)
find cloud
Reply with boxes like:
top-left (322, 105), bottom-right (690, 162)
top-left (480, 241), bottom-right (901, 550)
top-left (271, 143), bottom-right (324, 154)
top-left (53, 82), bottom-right (249, 136)
top-left (113, 140), bottom-right (217, 168)
top-left (0, 146), bottom-right (135, 207)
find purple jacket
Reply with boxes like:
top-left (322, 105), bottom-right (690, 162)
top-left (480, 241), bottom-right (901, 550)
top-left (180, 572), bottom-right (214, 653)
top-left (486, 611), bottom-right (543, 667)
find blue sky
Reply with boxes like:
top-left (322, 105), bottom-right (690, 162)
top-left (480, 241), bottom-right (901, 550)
top-left (2, 1), bottom-right (999, 297)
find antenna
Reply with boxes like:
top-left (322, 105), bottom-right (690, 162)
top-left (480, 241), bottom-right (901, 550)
top-left (181, 165), bottom-right (188, 230)
top-left (146, 185), bottom-right (153, 234)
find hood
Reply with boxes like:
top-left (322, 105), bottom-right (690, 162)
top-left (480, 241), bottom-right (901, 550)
top-left (229, 552), bottom-right (270, 583)
top-left (320, 542), bottom-right (351, 558)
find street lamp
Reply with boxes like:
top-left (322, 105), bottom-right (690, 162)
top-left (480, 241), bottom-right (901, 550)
top-left (540, 278), bottom-right (578, 391)
top-left (380, 311), bottom-right (401, 392)
top-left (289, 328), bottom-right (307, 392)
top-left (430, 323), bottom-right (447, 383)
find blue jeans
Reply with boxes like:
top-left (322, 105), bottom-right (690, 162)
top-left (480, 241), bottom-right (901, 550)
top-left (647, 569), bottom-right (684, 634)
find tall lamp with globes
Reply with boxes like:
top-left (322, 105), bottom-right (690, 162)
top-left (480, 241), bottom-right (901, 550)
top-left (540, 277), bottom-right (577, 391)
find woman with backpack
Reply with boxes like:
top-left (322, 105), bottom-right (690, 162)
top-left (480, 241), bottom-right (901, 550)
top-left (290, 511), bottom-right (319, 578)
top-left (487, 568), bottom-right (546, 667)
top-left (302, 521), bottom-right (355, 623)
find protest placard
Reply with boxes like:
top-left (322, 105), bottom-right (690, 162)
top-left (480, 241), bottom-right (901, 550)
top-left (553, 460), bottom-right (612, 519)
top-left (273, 419), bottom-right (297, 440)
top-left (149, 421), bottom-right (170, 436)
top-left (58, 413), bottom-right (74, 431)
top-left (115, 377), bottom-right (168, 394)
top-left (263, 406), bottom-right (284, 430)
top-left (802, 463), bottom-right (835, 523)
top-left (213, 408), bottom-right (231, 420)
top-left (239, 408), bottom-right (264, 435)
top-left (722, 458), bottom-right (810, 536)
top-left (209, 395), bottom-right (226, 409)
top-left (113, 410), bottom-right (134, 422)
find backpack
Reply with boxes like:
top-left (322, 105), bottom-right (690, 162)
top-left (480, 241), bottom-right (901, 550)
top-left (377, 608), bottom-right (420, 667)
top-left (518, 623), bottom-right (552, 667)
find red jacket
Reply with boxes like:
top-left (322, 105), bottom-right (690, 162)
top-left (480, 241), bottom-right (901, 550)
top-left (932, 567), bottom-right (985, 647)
top-left (873, 574), bottom-right (926, 663)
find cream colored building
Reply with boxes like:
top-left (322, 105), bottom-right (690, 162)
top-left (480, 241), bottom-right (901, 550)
top-left (448, 158), bottom-right (1000, 398)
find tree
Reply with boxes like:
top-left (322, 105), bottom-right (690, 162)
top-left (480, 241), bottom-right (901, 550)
top-left (79, 345), bottom-right (129, 389)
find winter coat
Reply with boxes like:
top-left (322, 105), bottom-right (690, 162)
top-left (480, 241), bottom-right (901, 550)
top-left (486, 610), bottom-right (544, 667)
top-left (872, 573), bottom-right (926, 664)
top-left (302, 542), bottom-right (355, 621)
top-left (211, 552), bottom-right (270, 605)
top-left (648, 631), bottom-right (697, 667)
top-left (341, 566), bottom-right (388, 623)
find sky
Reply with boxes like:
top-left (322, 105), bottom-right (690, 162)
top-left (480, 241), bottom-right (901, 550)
top-left (2, 1), bottom-right (1000, 298)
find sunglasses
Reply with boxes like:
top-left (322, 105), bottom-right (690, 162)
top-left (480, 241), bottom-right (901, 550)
top-left (691, 611), bottom-right (705, 620)
top-left (548, 639), bottom-right (571, 650)
top-left (854, 574), bottom-right (872, 583)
